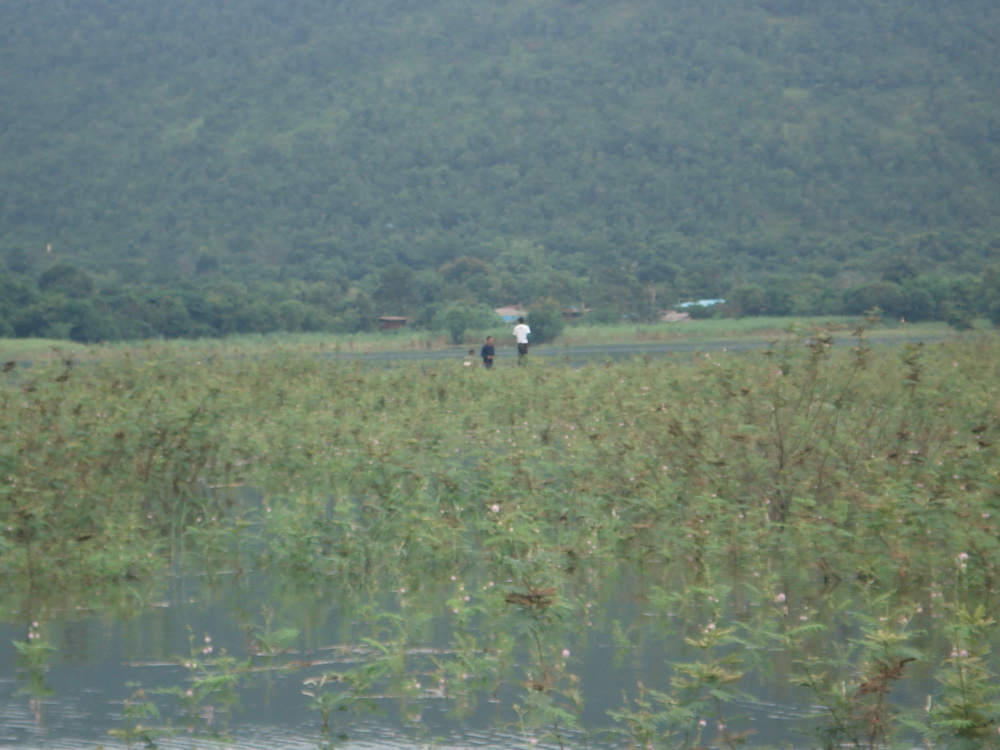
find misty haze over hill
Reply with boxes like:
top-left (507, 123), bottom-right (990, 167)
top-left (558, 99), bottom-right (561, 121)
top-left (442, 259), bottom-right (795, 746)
top-left (1, 0), bottom-right (999, 340)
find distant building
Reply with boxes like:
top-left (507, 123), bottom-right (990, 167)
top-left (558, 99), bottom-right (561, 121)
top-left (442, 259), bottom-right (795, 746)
top-left (494, 305), bottom-right (526, 323)
top-left (377, 316), bottom-right (408, 330)
top-left (562, 305), bottom-right (590, 321)
top-left (661, 310), bottom-right (691, 323)
top-left (676, 299), bottom-right (725, 309)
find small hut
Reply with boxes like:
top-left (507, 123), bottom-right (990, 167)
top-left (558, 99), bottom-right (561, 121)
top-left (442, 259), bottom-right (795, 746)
top-left (494, 305), bottom-right (526, 322)
top-left (377, 316), bottom-right (409, 331)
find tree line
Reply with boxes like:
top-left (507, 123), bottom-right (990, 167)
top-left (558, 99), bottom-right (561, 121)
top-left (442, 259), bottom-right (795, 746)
top-left (4, 255), bottom-right (1000, 343)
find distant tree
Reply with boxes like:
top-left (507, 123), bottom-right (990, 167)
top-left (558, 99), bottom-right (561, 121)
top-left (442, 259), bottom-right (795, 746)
top-left (194, 251), bottom-right (222, 275)
top-left (938, 275), bottom-right (982, 331)
top-left (337, 292), bottom-right (377, 333)
top-left (899, 284), bottom-right (937, 322)
top-left (685, 302), bottom-right (718, 320)
top-left (66, 300), bottom-right (119, 343)
top-left (433, 301), bottom-right (497, 344)
top-left (491, 239), bottom-right (552, 305)
top-left (173, 288), bottom-right (218, 336)
top-left (526, 298), bottom-right (565, 345)
top-left (0, 272), bottom-right (37, 317)
top-left (636, 254), bottom-right (682, 310)
top-left (409, 270), bottom-right (447, 327)
top-left (2, 249), bottom-right (37, 275)
top-left (842, 281), bottom-right (907, 319)
top-left (300, 306), bottom-right (335, 332)
top-left (231, 301), bottom-right (277, 334)
top-left (980, 265), bottom-right (1000, 326)
top-left (876, 253), bottom-right (920, 284)
top-left (788, 274), bottom-right (838, 315)
top-left (941, 302), bottom-right (975, 331)
top-left (373, 264), bottom-right (416, 314)
top-left (12, 296), bottom-right (71, 339)
top-left (588, 266), bottom-right (644, 323)
top-left (38, 263), bottom-right (95, 298)
top-left (154, 295), bottom-right (198, 339)
top-left (987, 300), bottom-right (1000, 328)
top-left (274, 299), bottom-right (310, 332)
top-left (536, 270), bottom-right (585, 310)
top-left (726, 284), bottom-right (768, 316)
top-left (102, 291), bottom-right (159, 340)
top-left (202, 281), bottom-right (252, 334)
top-left (760, 278), bottom-right (794, 316)
top-left (439, 256), bottom-right (492, 284)
top-left (725, 277), bottom-right (794, 318)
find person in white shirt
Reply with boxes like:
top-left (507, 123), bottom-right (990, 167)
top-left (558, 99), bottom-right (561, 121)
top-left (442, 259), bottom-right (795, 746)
top-left (513, 317), bottom-right (531, 365)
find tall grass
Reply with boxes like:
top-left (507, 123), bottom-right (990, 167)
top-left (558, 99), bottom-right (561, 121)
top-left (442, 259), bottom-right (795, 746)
top-left (3, 325), bottom-right (999, 746)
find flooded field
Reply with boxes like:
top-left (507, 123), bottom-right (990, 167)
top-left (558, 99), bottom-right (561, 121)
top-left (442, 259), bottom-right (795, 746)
top-left (3, 329), bottom-right (998, 748)
top-left (0, 560), bottom-right (958, 749)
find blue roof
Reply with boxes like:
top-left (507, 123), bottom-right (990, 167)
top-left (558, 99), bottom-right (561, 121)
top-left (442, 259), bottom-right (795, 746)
top-left (676, 299), bottom-right (725, 309)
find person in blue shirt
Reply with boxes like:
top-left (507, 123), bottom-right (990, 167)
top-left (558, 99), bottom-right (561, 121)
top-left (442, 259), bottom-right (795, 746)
top-left (480, 336), bottom-right (496, 369)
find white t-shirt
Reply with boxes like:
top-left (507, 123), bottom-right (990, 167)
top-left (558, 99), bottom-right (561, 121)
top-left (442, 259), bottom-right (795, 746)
top-left (513, 323), bottom-right (531, 344)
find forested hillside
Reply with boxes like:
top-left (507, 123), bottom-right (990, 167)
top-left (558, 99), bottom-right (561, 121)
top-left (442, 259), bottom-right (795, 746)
top-left (2, 0), bottom-right (1000, 340)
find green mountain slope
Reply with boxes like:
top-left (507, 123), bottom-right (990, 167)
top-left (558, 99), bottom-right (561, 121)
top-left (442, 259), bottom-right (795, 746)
top-left (1, 0), bottom-right (999, 339)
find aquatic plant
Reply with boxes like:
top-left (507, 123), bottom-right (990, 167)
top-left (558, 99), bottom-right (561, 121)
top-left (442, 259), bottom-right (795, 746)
top-left (504, 580), bottom-right (582, 750)
top-left (788, 600), bottom-right (924, 750)
top-left (923, 603), bottom-right (1000, 747)
top-left (108, 683), bottom-right (169, 750)
top-left (11, 621), bottom-right (55, 702)
top-left (154, 631), bottom-right (248, 739)
top-left (3, 330), bottom-right (1000, 747)
top-left (608, 617), bottom-right (750, 750)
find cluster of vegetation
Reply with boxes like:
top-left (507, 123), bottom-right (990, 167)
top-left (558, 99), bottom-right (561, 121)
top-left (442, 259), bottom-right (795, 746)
top-left (2, 0), bottom-right (1000, 341)
top-left (3, 256), bottom-right (1000, 344)
top-left (4, 327), bottom-right (999, 747)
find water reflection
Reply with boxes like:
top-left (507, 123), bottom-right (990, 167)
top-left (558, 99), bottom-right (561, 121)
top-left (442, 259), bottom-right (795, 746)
top-left (0, 563), bottom-right (952, 750)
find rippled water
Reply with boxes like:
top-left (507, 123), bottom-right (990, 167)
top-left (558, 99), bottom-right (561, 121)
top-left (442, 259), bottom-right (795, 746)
top-left (1, 563), bottom-right (946, 750)
top-left (0, 697), bottom-right (558, 750)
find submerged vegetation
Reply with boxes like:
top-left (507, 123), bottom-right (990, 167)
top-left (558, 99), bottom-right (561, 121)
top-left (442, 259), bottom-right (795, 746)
top-left (3, 326), bottom-right (1000, 747)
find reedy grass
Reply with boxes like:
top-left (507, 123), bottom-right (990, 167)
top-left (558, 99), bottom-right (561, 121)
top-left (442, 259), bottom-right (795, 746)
top-left (3, 326), bottom-right (1000, 746)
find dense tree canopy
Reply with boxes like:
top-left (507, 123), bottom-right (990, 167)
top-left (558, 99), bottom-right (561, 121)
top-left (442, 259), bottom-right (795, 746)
top-left (1, 0), bottom-right (999, 340)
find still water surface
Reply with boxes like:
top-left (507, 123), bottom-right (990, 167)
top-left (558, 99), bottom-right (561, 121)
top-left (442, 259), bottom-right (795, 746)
top-left (1, 564), bottom-right (942, 750)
